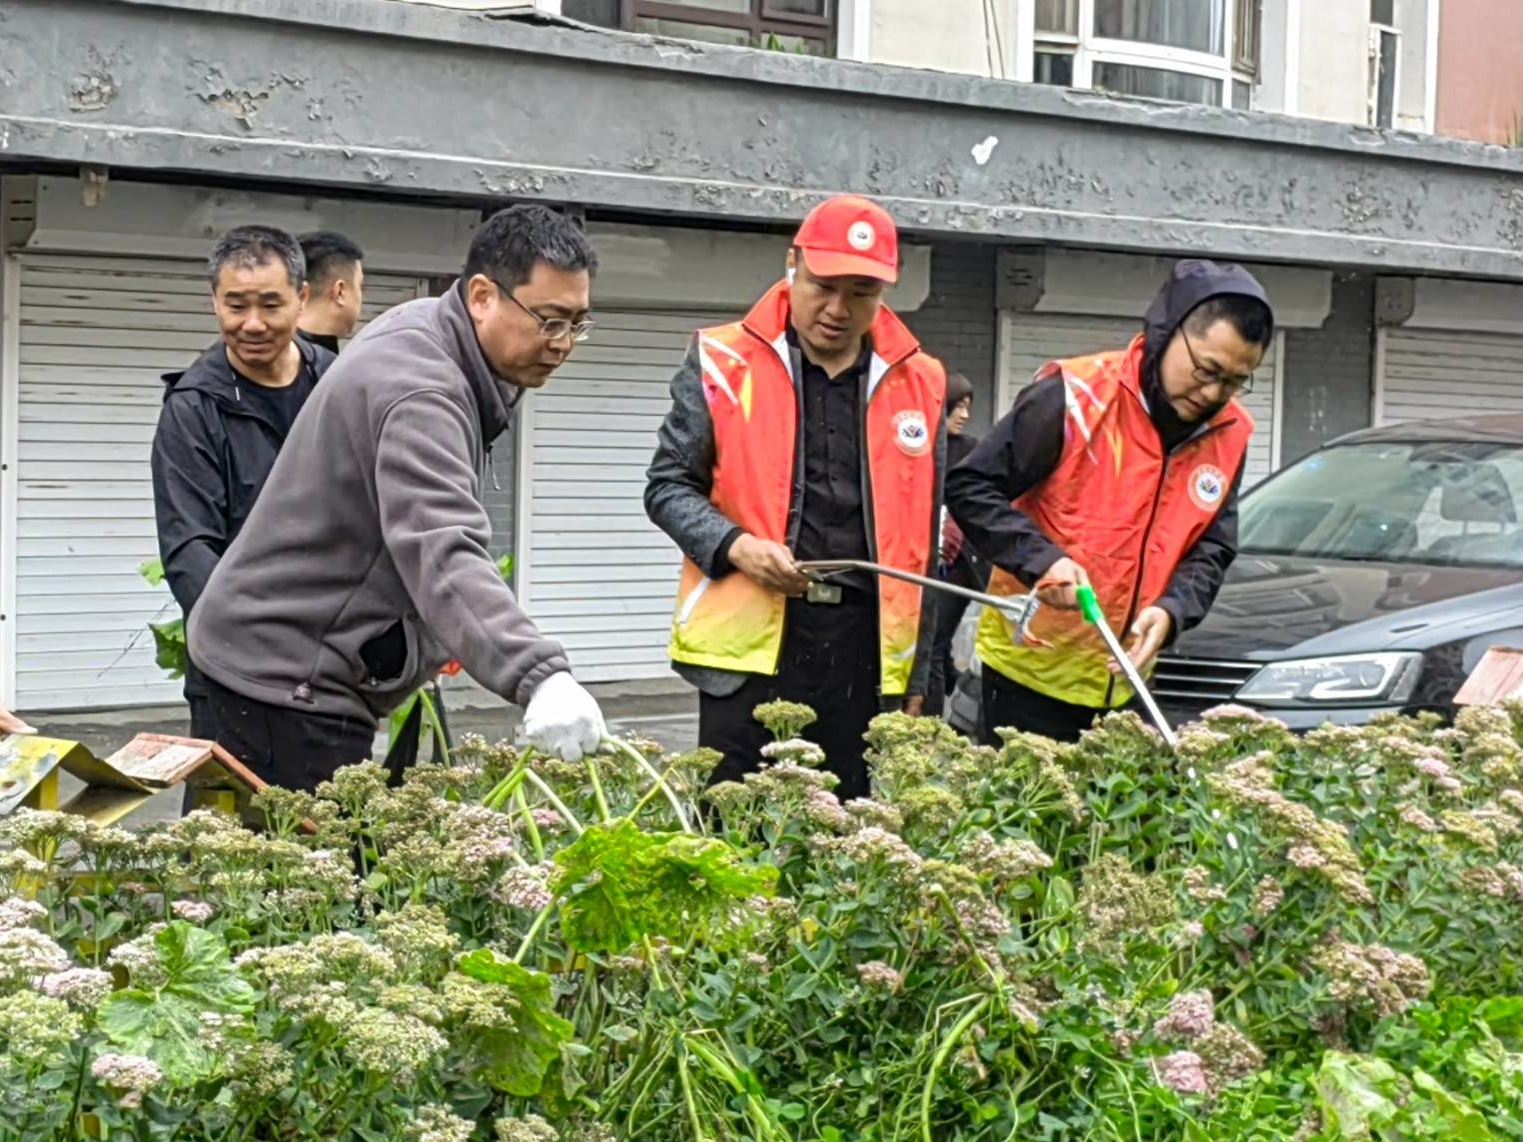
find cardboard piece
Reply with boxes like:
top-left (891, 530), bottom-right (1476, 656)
top-left (1455, 646), bottom-right (1523, 707)
top-left (0, 729), bottom-right (269, 826)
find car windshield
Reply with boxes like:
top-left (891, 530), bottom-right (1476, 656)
top-left (1240, 439), bottom-right (1523, 569)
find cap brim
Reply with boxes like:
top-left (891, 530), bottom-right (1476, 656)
top-left (799, 247), bottom-right (898, 284)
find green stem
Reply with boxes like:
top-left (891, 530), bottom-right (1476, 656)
top-left (921, 995), bottom-right (991, 1142)
top-left (523, 771), bottom-right (585, 836)
top-left (676, 1044), bottom-right (709, 1142)
top-left (514, 786), bottom-right (545, 862)
top-left (604, 735), bottom-right (694, 833)
top-left (483, 747), bottom-right (534, 812)
top-left (513, 901), bottom-right (557, 965)
top-left (584, 752), bottom-right (613, 823)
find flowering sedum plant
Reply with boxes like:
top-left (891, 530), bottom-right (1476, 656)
top-left (4, 703), bottom-right (1523, 1139)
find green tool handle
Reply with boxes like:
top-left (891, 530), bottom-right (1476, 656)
top-left (1075, 583), bottom-right (1103, 625)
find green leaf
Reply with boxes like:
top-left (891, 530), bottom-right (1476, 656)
top-left (149, 618), bottom-right (187, 680)
top-left (551, 819), bottom-right (778, 954)
top-left (454, 949), bottom-right (574, 1097)
top-left (1411, 1070), bottom-right (1494, 1142)
top-left (139, 558), bottom-right (166, 587)
top-left (1477, 997), bottom-right (1523, 1043)
top-left (1314, 1052), bottom-right (1400, 1140)
top-left (602, 1024), bottom-right (639, 1043)
top-left (155, 922), bottom-right (257, 1014)
top-left (388, 690), bottom-right (423, 752)
top-left (97, 990), bottom-right (213, 1086)
top-left (97, 922), bottom-right (256, 1086)
top-left (496, 553), bottom-right (515, 581)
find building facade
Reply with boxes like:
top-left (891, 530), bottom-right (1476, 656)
top-left (1, 0), bottom-right (1521, 712)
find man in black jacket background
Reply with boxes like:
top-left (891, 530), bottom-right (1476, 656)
top-left (151, 225), bottom-right (335, 739)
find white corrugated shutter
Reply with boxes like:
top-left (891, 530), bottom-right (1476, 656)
top-left (1377, 328), bottom-right (1523, 425)
top-left (520, 311), bottom-right (711, 683)
top-left (1003, 312), bottom-right (1280, 486)
top-left (12, 254), bottom-right (422, 712)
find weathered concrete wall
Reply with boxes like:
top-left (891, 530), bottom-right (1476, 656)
top-left (5, 0), bottom-right (1523, 278)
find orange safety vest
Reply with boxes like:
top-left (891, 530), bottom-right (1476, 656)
top-left (976, 336), bottom-right (1253, 708)
top-left (667, 281), bottom-right (946, 696)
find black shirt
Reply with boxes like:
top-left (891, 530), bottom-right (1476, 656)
top-left (235, 362), bottom-right (319, 440)
top-left (299, 329), bottom-right (342, 355)
top-left (792, 330), bottom-right (874, 593)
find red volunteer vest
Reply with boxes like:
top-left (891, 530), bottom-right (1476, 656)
top-left (976, 336), bottom-right (1253, 708)
top-left (667, 282), bottom-right (946, 696)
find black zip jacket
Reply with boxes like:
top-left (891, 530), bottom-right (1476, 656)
top-left (947, 259), bottom-right (1270, 640)
top-left (151, 339), bottom-right (335, 691)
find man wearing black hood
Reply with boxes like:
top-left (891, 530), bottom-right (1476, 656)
top-left (152, 225), bottom-right (335, 740)
top-left (947, 260), bottom-right (1273, 743)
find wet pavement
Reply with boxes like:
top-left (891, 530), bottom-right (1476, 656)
top-left (16, 680), bottom-right (698, 829)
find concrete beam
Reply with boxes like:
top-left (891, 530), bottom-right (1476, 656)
top-left (4, 0), bottom-right (1523, 278)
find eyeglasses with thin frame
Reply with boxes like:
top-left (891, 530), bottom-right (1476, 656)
top-left (1180, 327), bottom-right (1255, 396)
top-left (496, 282), bottom-right (596, 344)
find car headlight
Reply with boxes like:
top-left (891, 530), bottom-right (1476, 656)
top-left (1236, 652), bottom-right (1423, 705)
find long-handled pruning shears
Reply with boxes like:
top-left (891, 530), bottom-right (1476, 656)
top-left (797, 559), bottom-right (1045, 646)
top-left (798, 559), bottom-right (1178, 750)
top-left (1073, 584), bottom-right (1180, 750)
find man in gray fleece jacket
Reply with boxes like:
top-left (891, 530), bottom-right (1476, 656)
top-left (188, 206), bottom-right (606, 791)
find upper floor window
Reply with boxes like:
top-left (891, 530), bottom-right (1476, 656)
top-left (561, 0), bottom-right (835, 55)
top-left (1032, 0), bottom-right (1260, 110)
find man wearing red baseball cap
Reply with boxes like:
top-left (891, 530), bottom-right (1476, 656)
top-left (646, 194), bottom-right (948, 800)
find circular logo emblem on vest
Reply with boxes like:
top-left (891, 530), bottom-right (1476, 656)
top-left (893, 409), bottom-right (931, 457)
top-left (847, 221), bottom-right (877, 251)
top-left (1189, 464), bottom-right (1227, 511)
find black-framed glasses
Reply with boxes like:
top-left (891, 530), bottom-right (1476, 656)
top-left (497, 283), bottom-right (595, 344)
top-left (1180, 327), bottom-right (1255, 396)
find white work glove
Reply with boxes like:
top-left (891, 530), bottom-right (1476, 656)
top-left (522, 671), bottom-right (606, 762)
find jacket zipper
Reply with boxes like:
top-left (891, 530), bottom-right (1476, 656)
top-left (1105, 416), bottom-right (1235, 707)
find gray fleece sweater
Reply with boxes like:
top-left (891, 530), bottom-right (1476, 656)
top-left (187, 284), bottom-right (569, 726)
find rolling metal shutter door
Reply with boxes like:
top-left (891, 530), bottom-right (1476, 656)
top-left (1378, 329), bottom-right (1523, 425)
top-left (13, 254), bottom-right (421, 712)
top-left (520, 311), bottom-right (710, 684)
top-left (1005, 313), bottom-right (1279, 486)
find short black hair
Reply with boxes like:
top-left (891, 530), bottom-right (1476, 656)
top-left (463, 205), bottom-right (597, 289)
top-left (1184, 294), bottom-right (1274, 347)
top-left (946, 371), bottom-right (974, 412)
top-left (298, 230), bottom-right (364, 291)
top-left (209, 225), bottom-right (305, 291)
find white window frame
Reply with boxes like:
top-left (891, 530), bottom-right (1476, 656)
top-left (1024, 0), bottom-right (1259, 109)
top-left (1368, 20), bottom-right (1401, 129)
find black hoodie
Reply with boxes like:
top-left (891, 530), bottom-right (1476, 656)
top-left (945, 259), bottom-right (1272, 642)
top-left (151, 337), bottom-right (335, 694)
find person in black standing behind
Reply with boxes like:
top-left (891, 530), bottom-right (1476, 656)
top-left (151, 225), bottom-right (335, 741)
top-left (915, 372), bottom-right (988, 716)
top-left (297, 231), bottom-right (366, 353)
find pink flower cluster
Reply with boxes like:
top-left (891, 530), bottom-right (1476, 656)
top-left (1153, 989), bottom-right (1215, 1042)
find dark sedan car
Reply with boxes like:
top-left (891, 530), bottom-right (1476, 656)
top-left (948, 414), bottom-right (1523, 736)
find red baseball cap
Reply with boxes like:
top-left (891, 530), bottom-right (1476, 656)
top-left (793, 195), bottom-right (899, 284)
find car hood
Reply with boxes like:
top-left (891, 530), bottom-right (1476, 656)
top-left (1170, 554), bottom-right (1523, 660)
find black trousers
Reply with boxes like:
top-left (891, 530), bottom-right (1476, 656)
top-left (202, 674), bottom-right (375, 793)
top-left (700, 596), bottom-right (881, 802)
top-left (925, 590), bottom-right (970, 718)
top-left (979, 666), bottom-right (1108, 745)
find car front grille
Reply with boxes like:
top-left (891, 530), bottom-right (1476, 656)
top-left (1151, 656), bottom-right (1262, 705)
